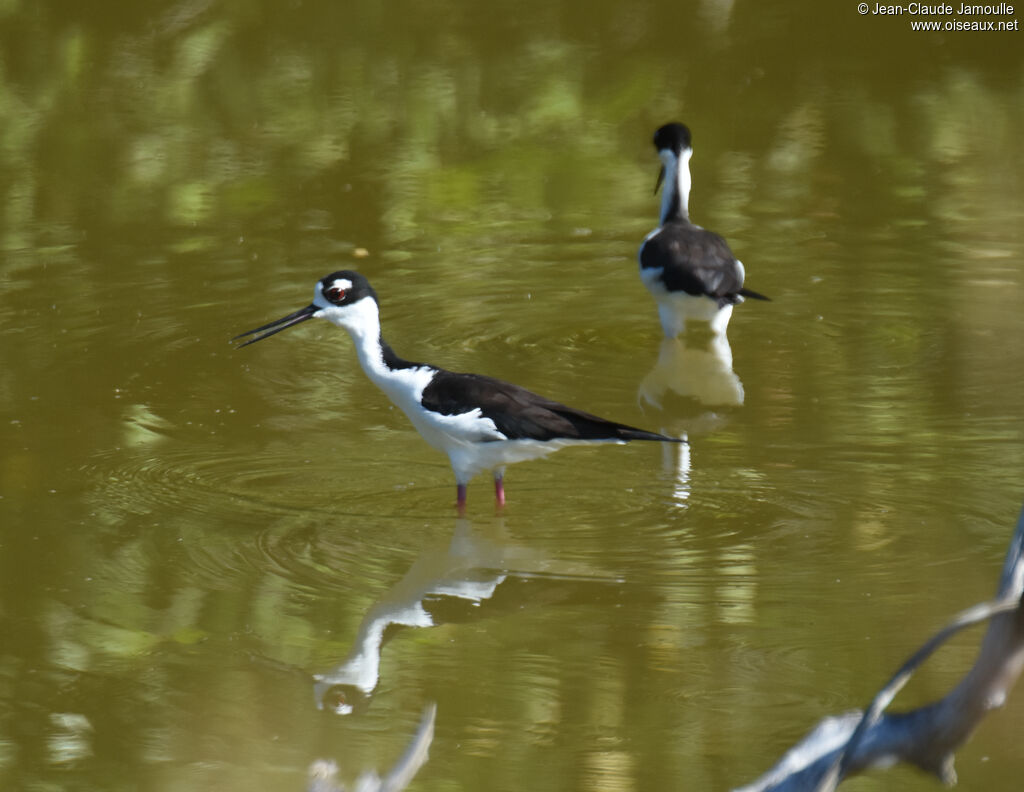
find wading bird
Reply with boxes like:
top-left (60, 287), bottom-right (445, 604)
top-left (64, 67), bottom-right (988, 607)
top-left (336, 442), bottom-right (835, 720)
top-left (639, 122), bottom-right (769, 337)
top-left (236, 271), bottom-right (681, 510)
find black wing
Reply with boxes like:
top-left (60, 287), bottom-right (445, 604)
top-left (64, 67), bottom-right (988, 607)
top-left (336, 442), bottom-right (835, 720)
top-left (640, 222), bottom-right (747, 305)
top-left (421, 371), bottom-right (678, 443)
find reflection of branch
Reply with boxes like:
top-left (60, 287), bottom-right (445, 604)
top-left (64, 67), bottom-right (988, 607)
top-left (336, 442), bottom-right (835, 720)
top-left (306, 703), bottom-right (437, 792)
top-left (378, 702), bottom-right (437, 792)
top-left (738, 506), bottom-right (1024, 792)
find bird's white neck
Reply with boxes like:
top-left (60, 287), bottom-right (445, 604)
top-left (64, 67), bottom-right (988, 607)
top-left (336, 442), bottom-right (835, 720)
top-left (321, 296), bottom-right (434, 406)
top-left (659, 148), bottom-right (692, 225)
top-left (330, 297), bottom-right (390, 380)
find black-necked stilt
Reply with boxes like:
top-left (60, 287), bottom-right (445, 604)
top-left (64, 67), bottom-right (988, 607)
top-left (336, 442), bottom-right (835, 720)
top-left (639, 122), bottom-right (769, 338)
top-left (236, 271), bottom-right (681, 510)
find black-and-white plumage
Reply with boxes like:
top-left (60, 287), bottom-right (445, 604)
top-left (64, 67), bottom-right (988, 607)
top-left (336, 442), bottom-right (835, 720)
top-left (236, 271), bottom-right (680, 509)
top-left (639, 122), bottom-right (768, 337)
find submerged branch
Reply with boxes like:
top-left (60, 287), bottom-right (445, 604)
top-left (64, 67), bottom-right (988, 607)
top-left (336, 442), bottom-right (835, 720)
top-left (738, 505), bottom-right (1024, 792)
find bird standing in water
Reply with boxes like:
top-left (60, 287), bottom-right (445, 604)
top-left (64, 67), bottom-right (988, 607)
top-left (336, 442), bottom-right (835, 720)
top-left (236, 271), bottom-right (681, 511)
top-left (639, 122), bottom-right (769, 338)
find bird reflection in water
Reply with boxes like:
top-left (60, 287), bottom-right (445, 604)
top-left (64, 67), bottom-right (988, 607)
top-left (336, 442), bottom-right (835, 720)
top-left (637, 331), bottom-right (745, 506)
top-left (314, 517), bottom-right (621, 715)
top-left (638, 333), bottom-right (744, 413)
top-left (307, 702), bottom-right (436, 792)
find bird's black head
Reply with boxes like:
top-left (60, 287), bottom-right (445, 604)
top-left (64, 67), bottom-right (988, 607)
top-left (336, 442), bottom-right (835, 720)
top-left (653, 122), bottom-right (693, 154)
top-left (316, 270), bottom-right (378, 307)
top-left (234, 270), bottom-right (380, 348)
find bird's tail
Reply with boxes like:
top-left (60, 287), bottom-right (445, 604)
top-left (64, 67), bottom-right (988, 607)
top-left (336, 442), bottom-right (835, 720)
top-left (738, 287), bottom-right (771, 302)
top-left (618, 427), bottom-right (685, 443)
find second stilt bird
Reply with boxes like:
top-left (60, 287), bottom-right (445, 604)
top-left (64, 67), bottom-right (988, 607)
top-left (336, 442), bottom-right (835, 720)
top-left (639, 122), bottom-right (769, 338)
top-left (236, 271), bottom-right (681, 510)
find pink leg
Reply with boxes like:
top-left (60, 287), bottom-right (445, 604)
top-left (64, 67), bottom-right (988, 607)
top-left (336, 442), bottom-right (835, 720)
top-left (494, 474), bottom-right (505, 508)
top-left (456, 483), bottom-right (468, 514)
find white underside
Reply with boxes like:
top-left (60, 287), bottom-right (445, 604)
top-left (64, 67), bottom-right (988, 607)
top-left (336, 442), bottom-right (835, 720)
top-left (446, 436), bottom-right (623, 485)
top-left (639, 265), bottom-right (737, 338)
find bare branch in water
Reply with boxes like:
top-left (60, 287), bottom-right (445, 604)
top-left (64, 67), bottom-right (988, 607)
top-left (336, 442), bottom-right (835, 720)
top-left (737, 505), bottom-right (1024, 792)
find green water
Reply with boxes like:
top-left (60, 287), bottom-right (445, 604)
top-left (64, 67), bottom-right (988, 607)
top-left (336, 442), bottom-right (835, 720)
top-left (2, 1), bottom-right (1023, 790)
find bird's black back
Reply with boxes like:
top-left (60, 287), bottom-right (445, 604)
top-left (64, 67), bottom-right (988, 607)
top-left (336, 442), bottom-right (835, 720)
top-left (421, 371), bottom-right (677, 443)
top-left (641, 221), bottom-right (749, 307)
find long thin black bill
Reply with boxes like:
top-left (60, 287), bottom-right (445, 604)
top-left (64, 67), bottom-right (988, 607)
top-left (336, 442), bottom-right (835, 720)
top-left (234, 304), bottom-right (318, 348)
top-left (654, 165), bottom-right (665, 195)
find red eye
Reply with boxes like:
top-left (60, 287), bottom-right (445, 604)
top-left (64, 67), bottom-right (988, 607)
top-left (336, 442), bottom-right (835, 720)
top-left (327, 287), bottom-right (346, 303)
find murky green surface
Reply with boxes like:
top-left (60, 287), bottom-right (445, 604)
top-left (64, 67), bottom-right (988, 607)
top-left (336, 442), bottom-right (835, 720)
top-left (2, 1), bottom-right (1023, 790)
